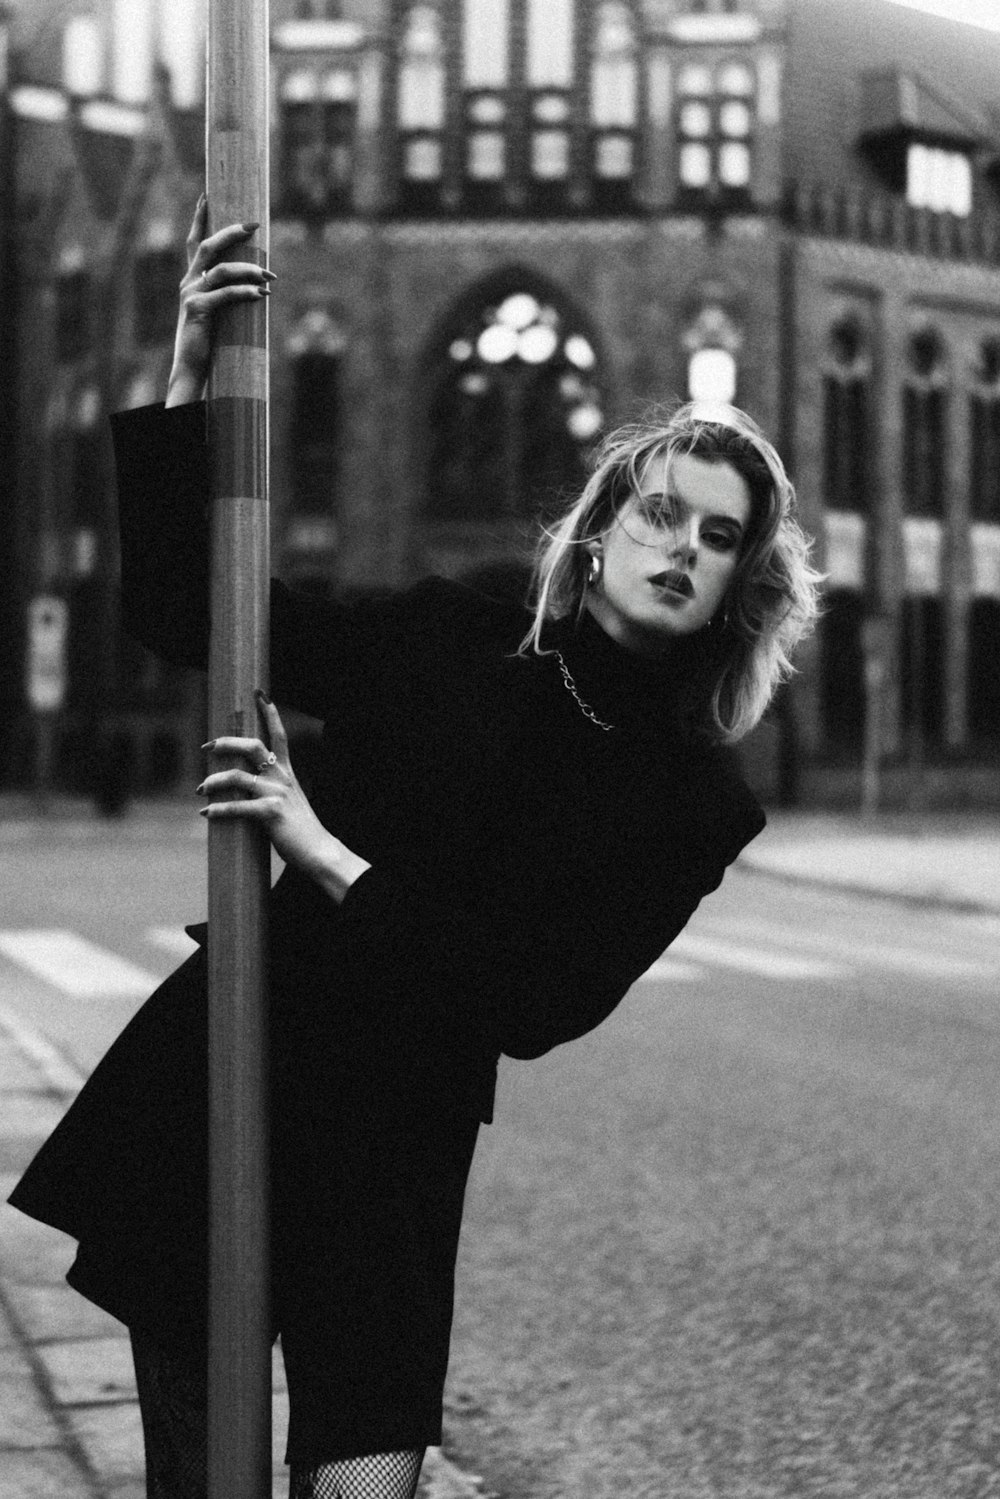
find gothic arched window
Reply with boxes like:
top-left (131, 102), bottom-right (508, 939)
top-left (903, 328), bottom-right (948, 518)
top-left (823, 318), bottom-right (869, 514)
top-left (286, 310), bottom-right (346, 526)
top-left (971, 338), bottom-right (1000, 524)
top-left (426, 283), bottom-right (604, 523)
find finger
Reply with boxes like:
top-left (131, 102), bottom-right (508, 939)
top-left (185, 193), bottom-right (208, 263)
top-left (203, 736), bottom-right (269, 762)
top-left (191, 262), bottom-right (276, 291)
top-left (198, 768), bottom-right (260, 797)
top-left (255, 691), bottom-right (288, 759)
top-left (189, 221), bottom-right (261, 275)
top-left (200, 798), bottom-right (277, 820)
top-left (184, 285), bottom-right (270, 316)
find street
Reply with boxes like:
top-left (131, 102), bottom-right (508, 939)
top-left (2, 812), bottom-right (1000, 1497)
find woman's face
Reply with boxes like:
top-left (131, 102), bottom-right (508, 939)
top-left (585, 452), bottom-right (752, 655)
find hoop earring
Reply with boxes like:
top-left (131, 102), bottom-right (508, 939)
top-left (587, 553), bottom-right (602, 588)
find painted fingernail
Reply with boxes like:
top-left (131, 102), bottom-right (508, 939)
top-left (242, 220), bottom-right (260, 232)
top-left (195, 782), bottom-right (205, 795)
top-left (201, 740), bottom-right (216, 751)
top-left (255, 688), bottom-right (271, 705)
top-left (257, 286), bottom-right (270, 297)
top-left (199, 807), bottom-right (209, 818)
top-left (262, 270), bottom-right (278, 281)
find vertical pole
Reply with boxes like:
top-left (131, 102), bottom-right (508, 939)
top-left (205, 3), bottom-right (271, 1497)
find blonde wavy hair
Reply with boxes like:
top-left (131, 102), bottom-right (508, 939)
top-left (521, 401), bottom-right (823, 744)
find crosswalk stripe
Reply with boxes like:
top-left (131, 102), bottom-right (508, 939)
top-left (0, 1002), bottom-right (85, 1096)
top-left (0, 931), bottom-right (158, 999)
top-left (669, 931), bottom-right (849, 981)
top-left (146, 926), bottom-right (200, 960)
top-left (700, 917), bottom-right (997, 982)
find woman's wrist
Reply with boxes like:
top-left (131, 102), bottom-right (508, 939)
top-left (165, 366), bottom-right (206, 407)
top-left (309, 831), bottom-right (372, 906)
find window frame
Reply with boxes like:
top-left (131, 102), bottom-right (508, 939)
top-left (675, 55), bottom-right (756, 205)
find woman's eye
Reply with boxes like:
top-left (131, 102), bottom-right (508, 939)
top-left (705, 531), bottom-right (739, 551)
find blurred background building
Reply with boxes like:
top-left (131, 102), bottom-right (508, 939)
top-left (1, 0), bottom-right (998, 807)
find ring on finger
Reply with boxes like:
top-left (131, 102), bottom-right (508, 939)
top-left (200, 269), bottom-right (211, 287)
top-left (256, 752), bottom-right (277, 772)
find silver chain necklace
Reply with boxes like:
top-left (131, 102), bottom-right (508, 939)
top-left (553, 651), bottom-right (616, 732)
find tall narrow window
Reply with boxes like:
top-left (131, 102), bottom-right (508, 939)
top-left (971, 339), bottom-right (1000, 524)
top-left (590, 2), bottom-right (638, 208)
top-left (281, 68), bottom-right (357, 217)
top-left (463, 0), bottom-right (511, 204)
top-left (286, 310), bottom-right (346, 562)
top-left (820, 590), bottom-right (865, 755)
top-left (823, 319), bottom-right (869, 513)
top-left (900, 596), bottom-right (945, 748)
top-left (969, 600), bottom-right (1000, 745)
top-left (290, 350), bottom-right (341, 515)
top-left (903, 329), bottom-right (947, 518)
top-left (398, 4), bottom-right (445, 207)
top-left (677, 59), bottom-right (754, 199)
top-left (66, 389), bottom-right (106, 717)
top-left (716, 62), bottom-right (753, 190)
top-left (524, 0), bottom-right (575, 205)
top-left (70, 388), bottom-right (105, 532)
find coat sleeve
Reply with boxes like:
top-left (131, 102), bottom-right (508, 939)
top-left (331, 779), bottom-right (766, 1062)
top-left (111, 401), bottom-right (415, 719)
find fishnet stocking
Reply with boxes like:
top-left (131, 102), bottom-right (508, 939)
top-left (289, 1449), bottom-right (424, 1499)
top-left (131, 1333), bottom-right (207, 1499)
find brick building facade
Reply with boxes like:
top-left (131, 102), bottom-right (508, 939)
top-left (2, 0), bottom-right (999, 804)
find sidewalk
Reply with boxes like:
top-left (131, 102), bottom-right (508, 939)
top-left (740, 810), bottom-right (1000, 915)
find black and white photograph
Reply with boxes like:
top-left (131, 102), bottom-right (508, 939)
top-left (1, 1), bottom-right (999, 1496)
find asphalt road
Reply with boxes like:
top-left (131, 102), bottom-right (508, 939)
top-left (2, 812), bottom-right (999, 1498)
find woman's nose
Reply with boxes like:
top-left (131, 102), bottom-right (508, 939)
top-left (668, 517), bottom-right (698, 561)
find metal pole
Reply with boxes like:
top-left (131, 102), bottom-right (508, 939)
top-left (205, 3), bottom-right (271, 1496)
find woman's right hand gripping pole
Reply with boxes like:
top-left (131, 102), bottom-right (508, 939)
top-left (165, 195), bottom-right (277, 408)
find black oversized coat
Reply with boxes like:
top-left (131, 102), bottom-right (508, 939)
top-left (10, 402), bottom-right (765, 1412)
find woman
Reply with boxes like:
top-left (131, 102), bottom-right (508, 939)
top-left (9, 203), bottom-right (821, 1499)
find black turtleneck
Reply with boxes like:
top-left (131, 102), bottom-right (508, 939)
top-left (543, 603), bottom-right (713, 741)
